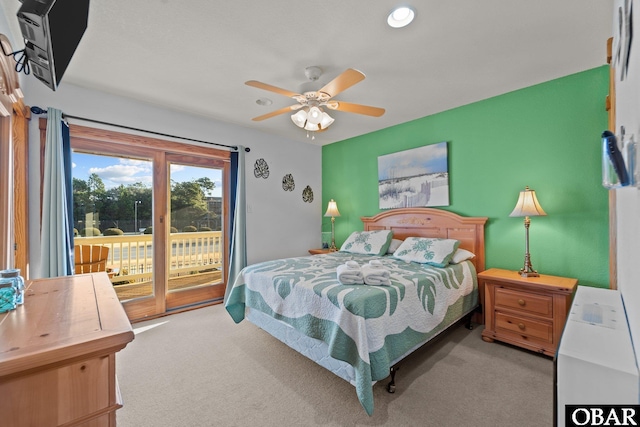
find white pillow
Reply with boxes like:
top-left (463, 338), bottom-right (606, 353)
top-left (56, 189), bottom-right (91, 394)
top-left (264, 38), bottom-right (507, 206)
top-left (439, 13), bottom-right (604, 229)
top-left (449, 248), bottom-right (475, 264)
top-left (340, 230), bottom-right (394, 256)
top-left (392, 237), bottom-right (460, 267)
top-left (386, 239), bottom-right (403, 254)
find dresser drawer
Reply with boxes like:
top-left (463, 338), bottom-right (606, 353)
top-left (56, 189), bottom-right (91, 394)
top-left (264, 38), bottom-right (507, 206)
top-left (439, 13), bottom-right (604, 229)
top-left (495, 311), bottom-right (553, 343)
top-left (494, 287), bottom-right (552, 317)
top-left (0, 356), bottom-right (110, 426)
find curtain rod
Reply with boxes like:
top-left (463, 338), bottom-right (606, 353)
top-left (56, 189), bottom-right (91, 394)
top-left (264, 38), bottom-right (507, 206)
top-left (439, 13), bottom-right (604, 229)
top-left (30, 106), bottom-right (250, 152)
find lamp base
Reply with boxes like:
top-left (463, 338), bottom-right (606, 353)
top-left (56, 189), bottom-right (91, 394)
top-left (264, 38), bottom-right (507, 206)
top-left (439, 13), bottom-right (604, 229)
top-left (518, 253), bottom-right (539, 278)
top-left (518, 269), bottom-right (540, 278)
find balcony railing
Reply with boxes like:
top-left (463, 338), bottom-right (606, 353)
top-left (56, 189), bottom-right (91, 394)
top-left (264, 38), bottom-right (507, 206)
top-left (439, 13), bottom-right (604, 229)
top-left (74, 231), bottom-right (223, 285)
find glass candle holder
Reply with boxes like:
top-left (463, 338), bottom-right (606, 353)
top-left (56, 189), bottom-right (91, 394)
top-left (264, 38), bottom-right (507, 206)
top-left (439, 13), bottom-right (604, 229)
top-left (0, 278), bottom-right (17, 313)
top-left (0, 269), bottom-right (25, 305)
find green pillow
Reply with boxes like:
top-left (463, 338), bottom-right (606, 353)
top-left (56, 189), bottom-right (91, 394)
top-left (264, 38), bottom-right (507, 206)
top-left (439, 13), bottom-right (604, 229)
top-left (393, 237), bottom-right (460, 267)
top-left (340, 230), bottom-right (393, 256)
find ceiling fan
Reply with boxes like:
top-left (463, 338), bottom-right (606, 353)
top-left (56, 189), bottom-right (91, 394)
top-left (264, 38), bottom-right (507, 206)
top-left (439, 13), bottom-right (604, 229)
top-left (245, 67), bottom-right (385, 137)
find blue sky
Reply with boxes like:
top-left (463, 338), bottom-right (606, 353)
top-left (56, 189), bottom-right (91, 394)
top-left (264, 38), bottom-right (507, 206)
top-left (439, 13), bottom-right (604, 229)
top-left (72, 152), bottom-right (223, 197)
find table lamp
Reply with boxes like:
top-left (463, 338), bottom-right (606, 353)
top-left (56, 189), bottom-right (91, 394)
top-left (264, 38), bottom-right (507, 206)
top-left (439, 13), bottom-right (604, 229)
top-left (324, 199), bottom-right (341, 251)
top-left (509, 186), bottom-right (546, 277)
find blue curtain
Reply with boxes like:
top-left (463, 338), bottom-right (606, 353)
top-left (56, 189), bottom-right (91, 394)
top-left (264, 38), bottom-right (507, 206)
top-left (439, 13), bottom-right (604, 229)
top-left (39, 108), bottom-right (74, 277)
top-left (225, 146), bottom-right (247, 302)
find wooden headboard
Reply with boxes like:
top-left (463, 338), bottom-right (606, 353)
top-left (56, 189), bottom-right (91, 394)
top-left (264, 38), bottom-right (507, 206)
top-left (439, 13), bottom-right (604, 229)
top-left (361, 208), bottom-right (488, 272)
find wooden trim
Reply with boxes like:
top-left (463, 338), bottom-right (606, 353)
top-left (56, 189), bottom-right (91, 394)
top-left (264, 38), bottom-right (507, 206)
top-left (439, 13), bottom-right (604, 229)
top-left (0, 35), bottom-right (27, 276)
top-left (153, 150), bottom-right (168, 315)
top-left (12, 100), bottom-right (30, 279)
top-left (606, 36), bottom-right (617, 290)
top-left (69, 123), bottom-right (231, 158)
top-left (0, 116), bottom-right (11, 270)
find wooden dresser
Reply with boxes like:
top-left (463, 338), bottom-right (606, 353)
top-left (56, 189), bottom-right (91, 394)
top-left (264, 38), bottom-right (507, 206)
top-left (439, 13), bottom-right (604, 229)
top-left (0, 273), bottom-right (134, 427)
top-left (479, 268), bottom-right (577, 357)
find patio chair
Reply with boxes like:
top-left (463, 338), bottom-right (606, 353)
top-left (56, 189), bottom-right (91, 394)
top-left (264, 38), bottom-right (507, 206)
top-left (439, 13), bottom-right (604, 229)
top-left (74, 245), bottom-right (110, 275)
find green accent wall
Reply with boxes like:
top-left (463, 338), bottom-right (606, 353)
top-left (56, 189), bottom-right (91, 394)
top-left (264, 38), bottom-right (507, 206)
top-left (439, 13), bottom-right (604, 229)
top-left (322, 67), bottom-right (609, 287)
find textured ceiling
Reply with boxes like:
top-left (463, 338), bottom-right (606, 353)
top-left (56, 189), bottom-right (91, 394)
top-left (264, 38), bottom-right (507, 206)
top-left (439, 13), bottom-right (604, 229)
top-left (0, 0), bottom-right (613, 145)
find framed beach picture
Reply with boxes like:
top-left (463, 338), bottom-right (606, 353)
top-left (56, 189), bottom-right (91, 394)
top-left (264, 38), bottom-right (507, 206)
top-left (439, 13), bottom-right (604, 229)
top-left (378, 142), bottom-right (449, 209)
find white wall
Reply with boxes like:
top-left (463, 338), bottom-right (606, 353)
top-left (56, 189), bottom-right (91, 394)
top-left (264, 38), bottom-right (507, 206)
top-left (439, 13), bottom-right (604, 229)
top-left (612, 0), bottom-right (640, 359)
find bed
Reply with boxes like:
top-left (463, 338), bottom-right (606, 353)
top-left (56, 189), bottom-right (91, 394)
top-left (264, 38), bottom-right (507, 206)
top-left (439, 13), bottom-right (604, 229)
top-left (224, 208), bottom-right (487, 415)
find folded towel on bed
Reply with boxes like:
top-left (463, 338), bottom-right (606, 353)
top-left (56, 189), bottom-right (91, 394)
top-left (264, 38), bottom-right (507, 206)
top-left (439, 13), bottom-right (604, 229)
top-left (336, 261), bottom-right (364, 285)
top-left (362, 260), bottom-right (391, 286)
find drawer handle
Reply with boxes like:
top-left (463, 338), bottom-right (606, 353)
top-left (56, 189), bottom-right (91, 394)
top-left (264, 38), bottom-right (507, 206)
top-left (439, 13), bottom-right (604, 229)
top-left (518, 299), bottom-right (525, 306)
top-left (518, 323), bottom-right (525, 330)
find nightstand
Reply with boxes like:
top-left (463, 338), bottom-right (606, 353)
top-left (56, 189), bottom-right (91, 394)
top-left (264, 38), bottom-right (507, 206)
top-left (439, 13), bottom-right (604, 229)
top-left (478, 268), bottom-right (577, 357)
top-left (308, 248), bottom-right (336, 255)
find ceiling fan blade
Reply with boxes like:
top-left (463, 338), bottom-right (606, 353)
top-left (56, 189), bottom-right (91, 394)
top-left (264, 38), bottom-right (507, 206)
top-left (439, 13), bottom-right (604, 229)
top-left (251, 104), bottom-right (302, 121)
top-left (318, 68), bottom-right (366, 98)
top-left (245, 80), bottom-right (302, 98)
top-left (326, 101), bottom-right (385, 117)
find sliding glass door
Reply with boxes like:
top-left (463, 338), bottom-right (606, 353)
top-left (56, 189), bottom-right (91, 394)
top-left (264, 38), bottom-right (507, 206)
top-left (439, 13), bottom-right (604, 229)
top-left (72, 152), bottom-right (156, 302)
top-left (165, 153), bottom-right (227, 310)
top-left (47, 119), bottom-right (231, 321)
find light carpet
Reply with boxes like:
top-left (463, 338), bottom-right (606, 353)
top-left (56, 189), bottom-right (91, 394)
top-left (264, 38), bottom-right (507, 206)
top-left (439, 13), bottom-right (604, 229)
top-left (116, 304), bottom-right (553, 427)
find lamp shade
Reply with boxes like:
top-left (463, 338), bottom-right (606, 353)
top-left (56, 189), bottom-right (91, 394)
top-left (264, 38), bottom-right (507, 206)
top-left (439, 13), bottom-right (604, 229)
top-left (324, 199), bottom-right (340, 217)
top-left (307, 106), bottom-right (323, 125)
top-left (319, 112), bottom-right (334, 129)
top-left (291, 109), bottom-right (307, 128)
top-left (304, 121), bottom-right (320, 131)
top-left (509, 186), bottom-right (546, 217)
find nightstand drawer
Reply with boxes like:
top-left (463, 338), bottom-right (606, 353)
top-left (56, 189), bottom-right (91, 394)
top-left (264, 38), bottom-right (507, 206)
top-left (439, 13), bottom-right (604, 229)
top-left (494, 287), bottom-right (552, 317)
top-left (495, 312), bottom-right (553, 343)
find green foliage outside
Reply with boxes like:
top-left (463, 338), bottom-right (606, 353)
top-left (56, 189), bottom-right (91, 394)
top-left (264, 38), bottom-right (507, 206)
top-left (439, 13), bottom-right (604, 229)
top-left (73, 173), bottom-right (219, 234)
top-left (143, 226), bottom-right (179, 234)
top-left (103, 228), bottom-right (124, 236)
top-left (81, 227), bottom-right (101, 237)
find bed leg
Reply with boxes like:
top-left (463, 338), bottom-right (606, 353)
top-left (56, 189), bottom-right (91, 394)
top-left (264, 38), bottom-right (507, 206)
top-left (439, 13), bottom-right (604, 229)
top-left (465, 313), bottom-right (474, 330)
top-left (387, 366), bottom-right (398, 393)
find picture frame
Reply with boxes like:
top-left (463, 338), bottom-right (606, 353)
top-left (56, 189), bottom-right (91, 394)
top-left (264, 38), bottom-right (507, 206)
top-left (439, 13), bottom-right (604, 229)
top-left (378, 142), bottom-right (450, 209)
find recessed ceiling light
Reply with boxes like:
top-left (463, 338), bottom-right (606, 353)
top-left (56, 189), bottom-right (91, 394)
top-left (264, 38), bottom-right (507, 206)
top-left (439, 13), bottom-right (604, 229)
top-left (256, 98), bottom-right (273, 106)
top-left (387, 6), bottom-right (415, 28)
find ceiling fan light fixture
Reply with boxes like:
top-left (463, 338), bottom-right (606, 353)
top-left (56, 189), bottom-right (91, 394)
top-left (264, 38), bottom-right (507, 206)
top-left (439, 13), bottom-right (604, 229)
top-left (246, 68), bottom-right (385, 136)
top-left (291, 109), bottom-right (308, 127)
top-left (320, 112), bottom-right (334, 129)
top-left (304, 120), bottom-right (320, 131)
top-left (307, 106), bottom-right (323, 125)
top-left (387, 6), bottom-right (415, 28)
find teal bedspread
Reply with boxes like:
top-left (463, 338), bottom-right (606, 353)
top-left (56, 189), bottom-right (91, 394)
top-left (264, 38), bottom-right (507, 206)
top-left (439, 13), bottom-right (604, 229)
top-left (224, 252), bottom-right (478, 415)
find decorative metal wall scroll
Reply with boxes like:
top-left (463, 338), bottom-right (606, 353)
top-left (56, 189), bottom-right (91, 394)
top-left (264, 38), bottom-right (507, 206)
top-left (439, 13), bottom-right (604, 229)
top-left (302, 185), bottom-right (314, 203)
top-left (282, 174), bottom-right (295, 191)
top-left (254, 158), bottom-right (269, 179)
